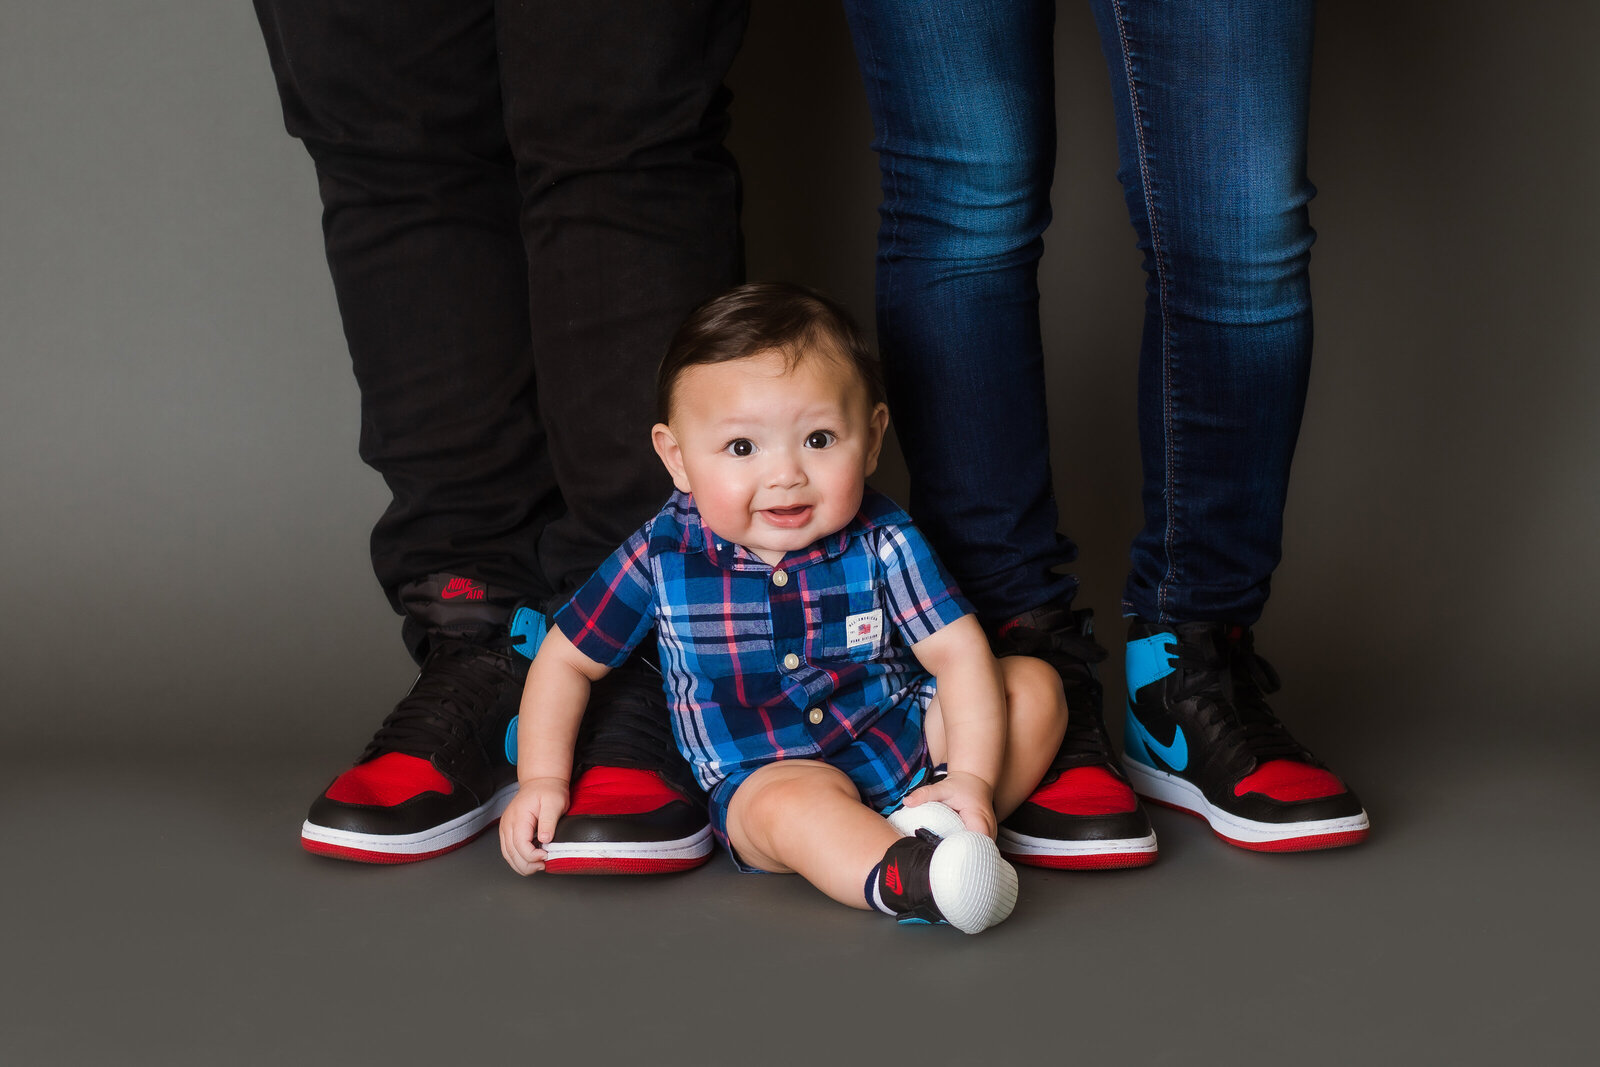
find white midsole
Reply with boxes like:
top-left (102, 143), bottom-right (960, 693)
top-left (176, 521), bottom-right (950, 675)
top-left (543, 824), bottom-right (714, 861)
top-left (997, 827), bottom-right (1158, 857)
top-left (300, 782), bottom-right (518, 855)
top-left (1123, 758), bottom-right (1369, 842)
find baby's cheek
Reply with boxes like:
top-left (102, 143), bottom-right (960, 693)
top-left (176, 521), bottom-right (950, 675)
top-left (693, 490), bottom-right (752, 545)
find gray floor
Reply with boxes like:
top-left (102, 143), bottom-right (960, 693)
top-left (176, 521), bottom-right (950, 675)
top-left (5, 665), bottom-right (1592, 1066)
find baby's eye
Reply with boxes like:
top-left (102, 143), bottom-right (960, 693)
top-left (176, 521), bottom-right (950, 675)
top-left (804, 430), bottom-right (836, 449)
top-left (725, 438), bottom-right (755, 457)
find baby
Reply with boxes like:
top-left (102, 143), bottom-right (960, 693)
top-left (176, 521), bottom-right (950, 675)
top-left (500, 282), bottom-right (1066, 932)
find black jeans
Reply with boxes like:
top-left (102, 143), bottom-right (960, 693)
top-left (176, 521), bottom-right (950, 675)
top-left (254, 0), bottom-right (747, 612)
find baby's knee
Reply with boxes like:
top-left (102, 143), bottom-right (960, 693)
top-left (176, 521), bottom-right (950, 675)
top-left (729, 762), bottom-right (850, 837)
top-left (1000, 656), bottom-right (1070, 741)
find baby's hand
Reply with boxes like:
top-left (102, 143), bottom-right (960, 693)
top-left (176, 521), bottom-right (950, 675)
top-left (499, 777), bottom-right (570, 875)
top-left (902, 770), bottom-right (997, 839)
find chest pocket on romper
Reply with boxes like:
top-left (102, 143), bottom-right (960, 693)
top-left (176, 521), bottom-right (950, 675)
top-left (809, 552), bottom-right (888, 665)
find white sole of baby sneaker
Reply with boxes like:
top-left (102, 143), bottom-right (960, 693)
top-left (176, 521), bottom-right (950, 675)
top-left (929, 830), bottom-right (1019, 934)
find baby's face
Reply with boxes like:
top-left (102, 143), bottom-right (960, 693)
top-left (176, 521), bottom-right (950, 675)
top-left (653, 347), bottom-right (889, 566)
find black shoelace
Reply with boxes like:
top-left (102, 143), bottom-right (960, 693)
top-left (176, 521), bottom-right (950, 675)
top-left (1051, 629), bottom-right (1113, 761)
top-left (572, 640), bottom-right (701, 796)
top-left (362, 637), bottom-right (520, 762)
top-left (1168, 632), bottom-right (1306, 765)
top-left (999, 619), bottom-right (1113, 764)
top-left (575, 664), bottom-right (675, 766)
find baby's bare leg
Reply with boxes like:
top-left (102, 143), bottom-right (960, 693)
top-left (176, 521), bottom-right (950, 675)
top-left (725, 760), bottom-right (899, 909)
top-left (924, 654), bottom-right (1067, 820)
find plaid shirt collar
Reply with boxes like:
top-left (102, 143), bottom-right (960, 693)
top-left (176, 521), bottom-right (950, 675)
top-left (653, 489), bottom-right (910, 571)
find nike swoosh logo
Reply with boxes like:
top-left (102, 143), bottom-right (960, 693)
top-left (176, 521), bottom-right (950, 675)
top-left (1126, 706), bottom-right (1188, 772)
top-left (441, 587), bottom-right (474, 599)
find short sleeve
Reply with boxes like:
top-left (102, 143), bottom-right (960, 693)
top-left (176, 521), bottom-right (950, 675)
top-left (552, 526), bottom-right (658, 669)
top-left (875, 521), bottom-right (973, 646)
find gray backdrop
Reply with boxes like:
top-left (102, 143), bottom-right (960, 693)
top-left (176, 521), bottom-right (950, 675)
top-left (3, 2), bottom-right (1594, 1065)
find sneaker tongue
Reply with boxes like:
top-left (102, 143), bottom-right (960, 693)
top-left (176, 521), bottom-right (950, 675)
top-left (400, 573), bottom-right (521, 640)
top-left (1173, 621), bottom-right (1232, 666)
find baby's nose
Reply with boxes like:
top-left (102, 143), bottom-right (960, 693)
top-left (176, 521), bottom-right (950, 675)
top-left (765, 452), bottom-right (807, 488)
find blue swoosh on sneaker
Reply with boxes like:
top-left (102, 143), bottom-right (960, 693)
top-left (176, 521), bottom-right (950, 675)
top-left (505, 715), bottom-right (518, 765)
top-left (1125, 708), bottom-right (1188, 772)
top-left (1124, 631), bottom-right (1186, 771)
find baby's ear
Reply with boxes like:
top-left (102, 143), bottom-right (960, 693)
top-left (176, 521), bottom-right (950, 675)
top-left (652, 423), bottom-right (693, 493)
top-left (863, 402), bottom-right (890, 477)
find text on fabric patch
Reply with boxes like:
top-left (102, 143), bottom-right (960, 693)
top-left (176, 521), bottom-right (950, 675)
top-left (846, 609), bottom-right (884, 650)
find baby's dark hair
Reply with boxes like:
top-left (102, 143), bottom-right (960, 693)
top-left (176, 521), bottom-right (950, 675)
top-left (657, 282), bottom-right (885, 422)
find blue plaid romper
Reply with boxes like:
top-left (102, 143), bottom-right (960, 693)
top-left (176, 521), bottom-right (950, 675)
top-left (553, 489), bottom-right (973, 863)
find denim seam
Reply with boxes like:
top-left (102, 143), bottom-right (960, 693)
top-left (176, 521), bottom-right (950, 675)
top-left (1111, 0), bottom-right (1178, 623)
top-left (859, 22), bottom-right (901, 304)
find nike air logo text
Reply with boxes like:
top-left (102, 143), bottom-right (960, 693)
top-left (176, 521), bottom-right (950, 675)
top-left (884, 860), bottom-right (902, 895)
top-left (441, 577), bottom-right (485, 601)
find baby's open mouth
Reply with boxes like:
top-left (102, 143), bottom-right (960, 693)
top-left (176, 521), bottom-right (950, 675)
top-left (761, 505), bottom-right (813, 527)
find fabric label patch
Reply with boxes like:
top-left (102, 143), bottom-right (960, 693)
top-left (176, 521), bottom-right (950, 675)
top-left (846, 609), bottom-right (884, 651)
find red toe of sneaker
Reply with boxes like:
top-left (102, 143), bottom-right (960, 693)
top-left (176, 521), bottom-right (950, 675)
top-left (544, 766), bottom-right (713, 875)
top-left (1000, 765), bottom-right (1157, 870)
top-left (302, 752), bottom-right (513, 864)
top-left (1027, 765), bottom-right (1139, 816)
top-left (322, 753), bottom-right (455, 807)
top-left (564, 766), bottom-right (685, 816)
top-left (1233, 759), bottom-right (1347, 803)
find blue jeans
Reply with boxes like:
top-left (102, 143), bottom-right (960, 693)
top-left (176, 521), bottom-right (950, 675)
top-left (843, 0), bottom-right (1316, 626)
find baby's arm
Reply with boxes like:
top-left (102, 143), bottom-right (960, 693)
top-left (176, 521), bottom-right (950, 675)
top-left (498, 627), bottom-right (611, 875)
top-left (907, 614), bottom-right (1007, 837)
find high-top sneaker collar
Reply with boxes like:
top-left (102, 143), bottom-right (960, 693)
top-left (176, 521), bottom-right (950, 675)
top-left (1132, 620), bottom-right (1241, 705)
top-left (874, 832), bottom-right (943, 924)
top-left (398, 573), bottom-right (524, 662)
top-left (1168, 619), bottom-right (1233, 665)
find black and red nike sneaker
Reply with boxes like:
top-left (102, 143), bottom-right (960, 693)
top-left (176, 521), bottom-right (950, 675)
top-left (872, 823), bottom-right (1018, 934)
top-left (1122, 619), bottom-right (1369, 852)
top-left (989, 605), bottom-right (1159, 869)
top-left (539, 637), bottom-right (713, 874)
top-left (301, 574), bottom-right (525, 864)
top-left (542, 767), bottom-right (713, 874)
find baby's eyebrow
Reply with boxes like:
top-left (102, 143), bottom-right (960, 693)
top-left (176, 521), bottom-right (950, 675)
top-left (710, 405), bottom-right (849, 430)
top-left (708, 417), bottom-right (763, 432)
top-left (794, 402), bottom-right (851, 421)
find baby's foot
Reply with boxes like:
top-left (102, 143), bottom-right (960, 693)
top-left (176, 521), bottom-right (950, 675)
top-left (872, 824), bottom-right (1019, 934)
top-left (886, 800), bottom-right (966, 839)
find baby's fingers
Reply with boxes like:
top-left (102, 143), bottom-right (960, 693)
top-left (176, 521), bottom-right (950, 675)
top-left (959, 804), bottom-right (997, 838)
top-left (536, 802), bottom-right (563, 849)
top-left (500, 805), bottom-right (543, 875)
top-left (901, 781), bottom-right (950, 808)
